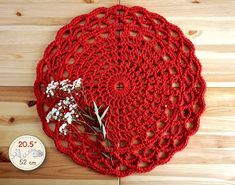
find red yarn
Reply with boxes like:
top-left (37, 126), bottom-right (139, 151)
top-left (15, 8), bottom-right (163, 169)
top-left (34, 5), bottom-right (206, 177)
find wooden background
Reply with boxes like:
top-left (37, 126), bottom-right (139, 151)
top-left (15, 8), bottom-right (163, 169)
top-left (0, 0), bottom-right (235, 184)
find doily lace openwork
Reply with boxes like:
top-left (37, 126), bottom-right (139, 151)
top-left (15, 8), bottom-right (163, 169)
top-left (34, 5), bottom-right (206, 177)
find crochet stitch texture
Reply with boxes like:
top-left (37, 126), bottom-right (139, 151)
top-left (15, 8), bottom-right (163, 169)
top-left (34, 5), bottom-right (206, 177)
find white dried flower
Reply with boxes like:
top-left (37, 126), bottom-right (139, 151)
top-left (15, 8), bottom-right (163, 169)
top-left (46, 78), bottom-right (82, 97)
top-left (59, 123), bottom-right (68, 135)
top-left (51, 107), bottom-right (57, 114)
top-left (46, 107), bottom-right (59, 123)
top-left (60, 79), bottom-right (69, 86)
top-left (64, 112), bottom-right (73, 124)
top-left (46, 81), bottom-right (59, 97)
top-left (59, 79), bottom-right (73, 93)
top-left (46, 112), bottom-right (52, 123)
top-left (72, 104), bottom-right (77, 108)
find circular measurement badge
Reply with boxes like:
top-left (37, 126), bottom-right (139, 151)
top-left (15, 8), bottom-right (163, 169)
top-left (9, 135), bottom-right (46, 171)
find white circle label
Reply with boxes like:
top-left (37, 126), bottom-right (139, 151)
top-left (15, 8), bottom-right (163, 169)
top-left (9, 135), bottom-right (46, 171)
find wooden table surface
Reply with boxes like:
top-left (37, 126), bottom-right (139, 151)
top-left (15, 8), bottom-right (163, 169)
top-left (0, 0), bottom-right (235, 184)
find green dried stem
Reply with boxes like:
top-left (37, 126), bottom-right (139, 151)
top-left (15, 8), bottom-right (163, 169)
top-left (93, 101), bottom-right (113, 165)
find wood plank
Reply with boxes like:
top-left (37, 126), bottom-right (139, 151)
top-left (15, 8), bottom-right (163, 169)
top-left (0, 87), bottom-right (235, 147)
top-left (0, 112), bottom-right (235, 139)
top-left (1, 146), bottom-right (235, 167)
top-left (0, 179), bottom-right (117, 185)
top-left (0, 58), bottom-right (234, 85)
top-left (0, 87), bottom-right (234, 140)
top-left (1, 120), bottom-right (235, 148)
top-left (1, 147), bottom-right (235, 183)
top-left (168, 17), bottom-right (235, 31)
top-left (0, 87), bottom-right (235, 116)
top-left (0, 24), bottom-right (234, 86)
top-left (0, 87), bottom-right (234, 106)
top-left (0, 122), bottom-right (53, 147)
top-left (0, 26), bottom-right (235, 45)
top-left (0, 0), bottom-right (234, 30)
top-left (3, 44), bottom-right (235, 63)
top-left (1, 43), bottom-right (234, 61)
top-left (0, 49), bottom-right (235, 86)
top-left (0, 1), bottom-right (118, 25)
top-left (120, 164), bottom-right (235, 185)
top-left (0, 101), bottom-right (233, 118)
top-left (0, 113), bottom-right (234, 134)
top-left (122, 0), bottom-right (235, 17)
top-left (0, 146), bottom-right (117, 180)
top-left (0, 102), bottom-right (36, 116)
top-left (0, 87), bottom-right (34, 102)
top-left (200, 116), bottom-right (235, 133)
top-left (0, 45), bottom-right (235, 85)
top-left (120, 172), bottom-right (235, 185)
top-left (1, 0), bottom-right (234, 18)
top-left (1, 142), bottom-right (235, 182)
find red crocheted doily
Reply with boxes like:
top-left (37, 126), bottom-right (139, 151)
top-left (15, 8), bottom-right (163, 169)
top-left (34, 5), bottom-right (206, 177)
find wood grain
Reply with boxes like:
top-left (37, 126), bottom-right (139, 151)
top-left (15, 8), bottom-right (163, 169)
top-left (0, 0), bottom-right (235, 185)
top-left (0, 179), bottom-right (117, 185)
top-left (120, 165), bottom-right (235, 185)
top-left (0, 146), bottom-right (117, 181)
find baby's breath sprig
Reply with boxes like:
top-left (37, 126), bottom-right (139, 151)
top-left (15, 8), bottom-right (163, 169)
top-left (45, 78), bottom-right (113, 165)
